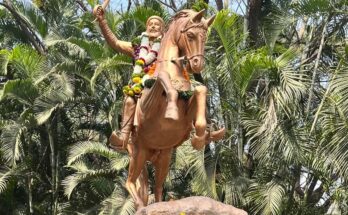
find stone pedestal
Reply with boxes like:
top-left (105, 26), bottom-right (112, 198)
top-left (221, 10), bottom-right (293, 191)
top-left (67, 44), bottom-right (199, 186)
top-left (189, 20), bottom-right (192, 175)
top-left (135, 196), bottom-right (248, 215)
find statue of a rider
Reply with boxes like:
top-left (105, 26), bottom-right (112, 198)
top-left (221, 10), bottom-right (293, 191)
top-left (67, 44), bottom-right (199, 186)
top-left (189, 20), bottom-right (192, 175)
top-left (93, 4), bottom-right (225, 152)
top-left (93, 5), bottom-right (165, 151)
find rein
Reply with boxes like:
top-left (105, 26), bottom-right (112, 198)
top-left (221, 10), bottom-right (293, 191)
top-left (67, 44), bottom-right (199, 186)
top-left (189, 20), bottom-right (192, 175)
top-left (157, 19), bottom-right (206, 67)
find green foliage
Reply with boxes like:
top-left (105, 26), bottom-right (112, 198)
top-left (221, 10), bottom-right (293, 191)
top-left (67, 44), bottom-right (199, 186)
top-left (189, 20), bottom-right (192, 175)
top-left (0, 0), bottom-right (348, 214)
top-left (2, 79), bottom-right (39, 105)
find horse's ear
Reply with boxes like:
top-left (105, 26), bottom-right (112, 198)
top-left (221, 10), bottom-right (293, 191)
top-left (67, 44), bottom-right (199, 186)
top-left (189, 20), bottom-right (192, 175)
top-left (206, 15), bottom-right (216, 27)
top-left (191, 9), bottom-right (205, 23)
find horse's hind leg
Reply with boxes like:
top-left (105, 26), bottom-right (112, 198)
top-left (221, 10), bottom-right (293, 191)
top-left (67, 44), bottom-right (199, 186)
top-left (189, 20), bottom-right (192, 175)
top-left (153, 148), bottom-right (173, 202)
top-left (126, 147), bottom-right (149, 208)
top-left (136, 166), bottom-right (149, 205)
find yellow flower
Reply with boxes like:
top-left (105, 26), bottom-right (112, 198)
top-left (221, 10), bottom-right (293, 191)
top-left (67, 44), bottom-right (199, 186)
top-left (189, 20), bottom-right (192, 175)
top-left (133, 86), bottom-right (142, 94)
top-left (180, 212), bottom-right (186, 215)
top-left (123, 86), bottom-right (130, 94)
top-left (132, 76), bottom-right (142, 83)
top-left (135, 59), bottom-right (145, 66)
top-left (127, 90), bottom-right (134, 97)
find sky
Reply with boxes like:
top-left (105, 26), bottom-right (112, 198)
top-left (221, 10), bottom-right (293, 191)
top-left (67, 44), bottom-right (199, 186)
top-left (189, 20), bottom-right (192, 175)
top-left (19, 0), bottom-right (247, 16)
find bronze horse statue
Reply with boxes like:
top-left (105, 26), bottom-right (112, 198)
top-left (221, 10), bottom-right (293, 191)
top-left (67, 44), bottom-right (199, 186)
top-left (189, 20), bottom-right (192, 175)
top-left (127, 10), bottom-right (225, 208)
top-left (94, 4), bottom-right (224, 209)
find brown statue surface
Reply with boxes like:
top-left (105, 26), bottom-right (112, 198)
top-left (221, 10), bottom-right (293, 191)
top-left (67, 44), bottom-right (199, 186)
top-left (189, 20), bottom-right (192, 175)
top-left (94, 2), bottom-right (225, 209)
top-left (136, 196), bottom-right (248, 215)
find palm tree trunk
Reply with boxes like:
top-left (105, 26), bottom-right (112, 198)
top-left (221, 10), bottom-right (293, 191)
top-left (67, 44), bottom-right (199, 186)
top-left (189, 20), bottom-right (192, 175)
top-left (237, 104), bottom-right (243, 162)
top-left (243, 0), bottom-right (250, 47)
top-left (310, 60), bottom-right (343, 133)
top-left (248, 0), bottom-right (262, 47)
top-left (1, 0), bottom-right (46, 55)
top-left (47, 117), bottom-right (58, 215)
top-left (215, 0), bottom-right (223, 11)
top-left (305, 16), bottom-right (330, 118)
top-left (27, 176), bottom-right (33, 214)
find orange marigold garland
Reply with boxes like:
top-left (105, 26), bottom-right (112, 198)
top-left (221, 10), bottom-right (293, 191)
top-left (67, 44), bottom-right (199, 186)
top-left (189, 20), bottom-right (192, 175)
top-left (182, 68), bottom-right (190, 81)
top-left (123, 32), bottom-right (161, 97)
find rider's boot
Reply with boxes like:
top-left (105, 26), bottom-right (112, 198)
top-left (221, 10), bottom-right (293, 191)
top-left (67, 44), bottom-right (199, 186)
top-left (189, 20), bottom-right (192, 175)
top-left (109, 97), bottom-right (135, 151)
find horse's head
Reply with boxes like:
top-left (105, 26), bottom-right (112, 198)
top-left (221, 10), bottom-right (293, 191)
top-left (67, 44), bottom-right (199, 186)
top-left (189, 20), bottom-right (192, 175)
top-left (174, 10), bottom-right (215, 74)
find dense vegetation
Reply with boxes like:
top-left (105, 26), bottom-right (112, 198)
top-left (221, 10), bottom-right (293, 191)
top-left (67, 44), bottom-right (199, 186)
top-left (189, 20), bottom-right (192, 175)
top-left (0, 0), bottom-right (347, 214)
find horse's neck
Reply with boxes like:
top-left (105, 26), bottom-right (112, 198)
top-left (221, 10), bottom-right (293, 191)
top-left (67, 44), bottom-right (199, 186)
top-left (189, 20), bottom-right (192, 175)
top-left (156, 35), bottom-right (183, 78)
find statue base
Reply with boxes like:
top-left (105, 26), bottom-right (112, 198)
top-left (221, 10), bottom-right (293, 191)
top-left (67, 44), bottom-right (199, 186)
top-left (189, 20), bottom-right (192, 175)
top-left (135, 196), bottom-right (248, 215)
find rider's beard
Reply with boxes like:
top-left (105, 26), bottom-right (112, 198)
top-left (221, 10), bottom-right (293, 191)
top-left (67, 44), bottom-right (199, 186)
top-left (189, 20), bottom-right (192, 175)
top-left (147, 29), bottom-right (162, 39)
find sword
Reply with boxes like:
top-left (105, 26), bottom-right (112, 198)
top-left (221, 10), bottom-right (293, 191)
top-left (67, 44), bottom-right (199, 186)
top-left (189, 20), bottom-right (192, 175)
top-left (93, 0), bottom-right (111, 22)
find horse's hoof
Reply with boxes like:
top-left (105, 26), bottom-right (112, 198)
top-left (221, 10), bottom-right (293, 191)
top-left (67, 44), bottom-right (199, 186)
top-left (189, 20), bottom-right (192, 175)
top-left (209, 127), bottom-right (226, 142)
top-left (164, 106), bottom-right (179, 120)
top-left (191, 134), bottom-right (206, 150)
top-left (135, 201), bottom-right (145, 209)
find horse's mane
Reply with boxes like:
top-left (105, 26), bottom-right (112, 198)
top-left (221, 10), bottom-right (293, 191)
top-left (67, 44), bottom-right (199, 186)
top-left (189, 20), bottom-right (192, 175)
top-left (165, 10), bottom-right (206, 33)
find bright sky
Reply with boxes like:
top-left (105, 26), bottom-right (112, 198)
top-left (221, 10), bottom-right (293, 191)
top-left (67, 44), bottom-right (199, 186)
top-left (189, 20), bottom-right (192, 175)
top-left (20, 0), bottom-right (247, 16)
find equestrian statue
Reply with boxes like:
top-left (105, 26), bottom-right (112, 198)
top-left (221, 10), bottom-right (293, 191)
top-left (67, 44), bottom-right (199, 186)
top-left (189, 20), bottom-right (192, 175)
top-left (94, 1), bottom-right (225, 209)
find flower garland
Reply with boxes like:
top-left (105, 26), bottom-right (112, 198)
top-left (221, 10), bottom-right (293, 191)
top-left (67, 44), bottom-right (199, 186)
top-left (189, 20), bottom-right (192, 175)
top-left (123, 32), bottom-right (161, 97)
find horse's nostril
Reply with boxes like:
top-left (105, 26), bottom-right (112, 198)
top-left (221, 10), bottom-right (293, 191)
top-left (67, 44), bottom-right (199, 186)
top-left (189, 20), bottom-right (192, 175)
top-left (193, 59), bottom-right (199, 64)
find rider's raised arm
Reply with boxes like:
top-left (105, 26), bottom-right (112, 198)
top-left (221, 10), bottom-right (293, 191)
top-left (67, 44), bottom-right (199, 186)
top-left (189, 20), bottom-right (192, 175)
top-left (93, 5), bottom-right (134, 57)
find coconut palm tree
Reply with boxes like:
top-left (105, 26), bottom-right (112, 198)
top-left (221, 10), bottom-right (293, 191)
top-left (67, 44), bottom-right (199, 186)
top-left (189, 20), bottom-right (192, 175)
top-left (1, 0), bottom-right (348, 215)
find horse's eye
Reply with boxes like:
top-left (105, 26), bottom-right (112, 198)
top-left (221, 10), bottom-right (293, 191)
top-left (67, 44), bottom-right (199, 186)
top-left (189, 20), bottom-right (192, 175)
top-left (187, 32), bottom-right (195, 39)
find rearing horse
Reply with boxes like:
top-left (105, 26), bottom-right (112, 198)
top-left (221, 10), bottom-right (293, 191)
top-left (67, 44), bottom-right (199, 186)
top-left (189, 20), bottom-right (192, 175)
top-left (126, 10), bottom-right (224, 208)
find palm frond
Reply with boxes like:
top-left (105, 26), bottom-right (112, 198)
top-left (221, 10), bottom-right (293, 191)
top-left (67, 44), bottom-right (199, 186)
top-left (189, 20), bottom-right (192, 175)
top-left (223, 176), bottom-right (249, 207)
top-left (67, 37), bottom-right (105, 60)
top-left (261, 6), bottom-right (294, 49)
top-left (0, 167), bottom-right (14, 193)
top-left (247, 180), bottom-right (285, 215)
top-left (1, 79), bottom-right (39, 105)
top-left (176, 142), bottom-right (218, 199)
top-left (243, 110), bottom-right (311, 165)
top-left (15, 0), bottom-right (48, 37)
top-left (62, 168), bottom-right (117, 199)
top-left (291, 0), bottom-right (332, 15)
top-left (45, 37), bottom-right (88, 59)
top-left (90, 54), bottom-right (131, 91)
top-left (0, 122), bottom-right (24, 167)
top-left (66, 141), bottom-right (114, 166)
top-left (34, 73), bottom-right (74, 124)
top-left (99, 184), bottom-right (135, 215)
top-left (8, 45), bottom-right (48, 80)
top-left (330, 63), bottom-right (348, 115)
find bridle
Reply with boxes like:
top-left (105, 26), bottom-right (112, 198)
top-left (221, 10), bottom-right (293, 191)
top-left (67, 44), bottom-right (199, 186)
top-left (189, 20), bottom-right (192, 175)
top-left (177, 20), bottom-right (206, 64)
top-left (159, 19), bottom-right (207, 68)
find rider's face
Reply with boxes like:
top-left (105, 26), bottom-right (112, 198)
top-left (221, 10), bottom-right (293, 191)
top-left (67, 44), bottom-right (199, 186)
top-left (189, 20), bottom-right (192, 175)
top-left (146, 18), bottom-right (163, 39)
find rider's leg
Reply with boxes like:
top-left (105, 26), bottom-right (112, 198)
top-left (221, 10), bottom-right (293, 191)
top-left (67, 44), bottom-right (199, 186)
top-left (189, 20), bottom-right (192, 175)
top-left (109, 96), bottom-right (135, 151)
top-left (158, 71), bottom-right (179, 120)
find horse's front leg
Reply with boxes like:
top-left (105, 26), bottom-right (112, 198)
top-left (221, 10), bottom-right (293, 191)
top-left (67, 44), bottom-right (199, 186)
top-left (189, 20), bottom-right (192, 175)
top-left (188, 85), bottom-right (208, 150)
top-left (153, 148), bottom-right (173, 202)
top-left (158, 71), bottom-right (179, 120)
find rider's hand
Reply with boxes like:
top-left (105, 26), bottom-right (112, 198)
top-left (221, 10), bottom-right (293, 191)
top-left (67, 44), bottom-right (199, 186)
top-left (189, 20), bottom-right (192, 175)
top-left (93, 5), bottom-right (105, 21)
